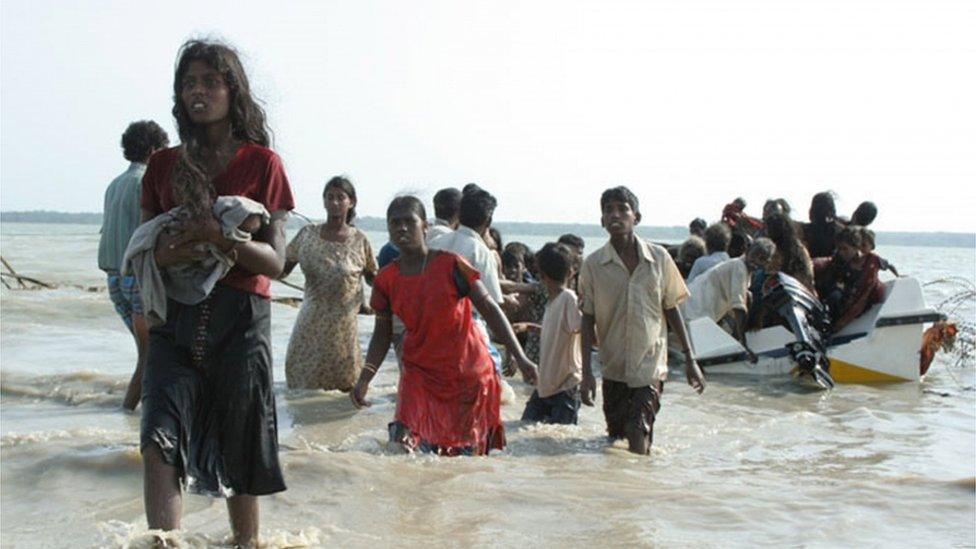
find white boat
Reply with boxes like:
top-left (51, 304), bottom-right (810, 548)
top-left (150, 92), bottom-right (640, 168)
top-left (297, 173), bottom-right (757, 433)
top-left (689, 277), bottom-right (945, 384)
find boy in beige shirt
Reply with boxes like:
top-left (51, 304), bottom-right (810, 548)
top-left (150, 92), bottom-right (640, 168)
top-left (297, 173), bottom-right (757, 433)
top-left (520, 243), bottom-right (584, 424)
top-left (579, 186), bottom-right (705, 455)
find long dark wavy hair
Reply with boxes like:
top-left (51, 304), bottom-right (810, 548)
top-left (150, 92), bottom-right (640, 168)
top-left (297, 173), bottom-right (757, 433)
top-left (765, 213), bottom-right (809, 280)
top-left (171, 39), bottom-right (271, 218)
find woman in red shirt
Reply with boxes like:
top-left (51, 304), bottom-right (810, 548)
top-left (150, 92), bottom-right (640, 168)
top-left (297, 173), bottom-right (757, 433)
top-left (350, 196), bottom-right (538, 455)
top-left (139, 40), bottom-right (293, 547)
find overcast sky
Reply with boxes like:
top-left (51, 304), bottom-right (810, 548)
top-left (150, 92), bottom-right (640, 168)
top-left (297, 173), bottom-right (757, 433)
top-left (2, 0), bottom-right (973, 232)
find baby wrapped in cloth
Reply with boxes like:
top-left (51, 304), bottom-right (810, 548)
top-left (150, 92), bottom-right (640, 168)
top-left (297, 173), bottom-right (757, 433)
top-left (123, 195), bottom-right (270, 327)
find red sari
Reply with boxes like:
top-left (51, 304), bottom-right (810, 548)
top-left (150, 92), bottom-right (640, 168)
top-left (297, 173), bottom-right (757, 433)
top-left (370, 251), bottom-right (504, 455)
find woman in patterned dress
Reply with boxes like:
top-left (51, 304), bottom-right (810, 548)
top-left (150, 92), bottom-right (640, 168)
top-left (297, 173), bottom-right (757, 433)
top-left (281, 176), bottom-right (377, 391)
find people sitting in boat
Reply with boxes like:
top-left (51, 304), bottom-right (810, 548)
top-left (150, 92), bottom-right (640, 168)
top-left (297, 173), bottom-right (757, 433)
top-left (765, 212), bottom-right (816, 294)
top-left (856, 226), bottom-right (899, 276)
top-left (687, 223), bottom-right (731, 282)
top-left (813, 225), bottom-right (886, 333)
top-left (681, 238), bottom-right (777, 363)
top-left (689, 217), bottom-right (707, 238)
top-left (677, 235), bottom-right (707, 279)
top-left (803, 191), bottom-right (842, 258)
top-left (721, 197), bottom-right (763, 235)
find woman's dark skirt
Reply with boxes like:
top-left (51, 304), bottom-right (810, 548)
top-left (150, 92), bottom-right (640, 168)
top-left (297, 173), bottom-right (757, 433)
top-left (140, 285), bottom-right (286, 497)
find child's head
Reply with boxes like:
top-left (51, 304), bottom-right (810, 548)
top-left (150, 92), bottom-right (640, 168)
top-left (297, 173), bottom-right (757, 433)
top-left (238, 213), bottom-right (265, 234)
top-left (458, 188), bottom-right (497, 232)
top-left (536, 242), bottom-right (574, 286)
top-left (323, 176), bottom-right (357, 224)
top-left (386, 195), bottom-right (428, 251)
top-left (432, 187), bottom-right (462, 224)
top-left (835, 225), bottom-right (864, 262)
top-left (501, 250), bottom-right (524, 281)
top-left (600, 186), bottom-right (641, 234)
top-left (505, 242), bottom-right (535, 277)
top-left (557, 233), bottom-right (585, 257)
top-left (851, 201), bottom-right (878, 227)
top-left (703, 223), bottom-right (731, 254)
top-left (858, 226), bottom-right (876, 252)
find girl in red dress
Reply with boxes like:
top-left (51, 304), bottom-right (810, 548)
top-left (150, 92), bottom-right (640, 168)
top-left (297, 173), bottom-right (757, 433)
top-left (350, 196), bottom-right (538, 455)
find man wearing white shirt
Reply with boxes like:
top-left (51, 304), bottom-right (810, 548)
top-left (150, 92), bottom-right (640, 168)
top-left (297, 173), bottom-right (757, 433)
top-left (682, 238), bottom-right (776, 362)
top-left (426, 187), bottom-right (461, 243)
top-left (687, 223), bottom-right (731, 282)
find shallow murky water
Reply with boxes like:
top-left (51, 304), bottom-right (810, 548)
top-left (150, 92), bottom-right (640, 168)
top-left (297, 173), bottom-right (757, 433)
top-left (2, 223), bottom-right (973, 547)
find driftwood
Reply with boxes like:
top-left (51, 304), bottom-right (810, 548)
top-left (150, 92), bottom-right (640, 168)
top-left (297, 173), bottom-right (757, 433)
top-left (0, 255), bottom-right (100, 292)
top-left (1, 255), bottom-right (309, 307)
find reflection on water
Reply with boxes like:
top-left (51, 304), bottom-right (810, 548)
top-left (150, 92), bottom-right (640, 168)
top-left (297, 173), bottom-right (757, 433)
top-left (2, 224), bottom-right (974, 547)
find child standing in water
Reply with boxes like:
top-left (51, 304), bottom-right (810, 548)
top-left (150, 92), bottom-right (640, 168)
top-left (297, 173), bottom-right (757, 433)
top-left (351, 196), bottom-right (538, 455)
top-left (520, 243), bottom-right (583, 425)
top-left (579, 186), bottom-right (705, 455)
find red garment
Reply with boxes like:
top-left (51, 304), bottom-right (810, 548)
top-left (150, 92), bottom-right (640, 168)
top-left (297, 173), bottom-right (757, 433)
top-left (721, 203), bottom-right (764, 233)
top-left (370, 251), bottom-right (504, 454)
top-left (140, 144), bottom-right (295, 298)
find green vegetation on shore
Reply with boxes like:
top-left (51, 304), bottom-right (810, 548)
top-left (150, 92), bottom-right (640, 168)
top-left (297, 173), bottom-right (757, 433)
top-left (2, 210), bottom-right (973, 249)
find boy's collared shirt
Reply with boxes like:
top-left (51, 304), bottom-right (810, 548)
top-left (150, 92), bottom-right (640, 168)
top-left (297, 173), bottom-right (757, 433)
top-left (579, 237), bottom-right (688, 387)
top-left (428, 225), bottom-right (503, 303)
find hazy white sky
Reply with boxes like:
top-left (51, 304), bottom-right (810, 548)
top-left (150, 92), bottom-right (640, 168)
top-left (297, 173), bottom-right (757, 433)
top-left (2, 0), bottom-right (973, 232)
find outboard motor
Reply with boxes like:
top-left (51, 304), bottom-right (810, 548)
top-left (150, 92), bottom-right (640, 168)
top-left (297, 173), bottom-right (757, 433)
top-left (758, 273), bottom-right (835, 389)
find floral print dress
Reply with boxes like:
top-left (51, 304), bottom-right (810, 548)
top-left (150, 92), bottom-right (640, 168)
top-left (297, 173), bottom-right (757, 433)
top-left (285, 225), bottom-right (377, 390)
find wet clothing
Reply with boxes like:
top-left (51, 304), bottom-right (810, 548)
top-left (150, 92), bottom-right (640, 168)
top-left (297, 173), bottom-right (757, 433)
top-left (123, 196), bottom-right (270, 327)
top-left (98, 162), bottom-right (146, 272)
top-left (521, 387), bottom-right (581, 425)
top-left (284, 225), bottom-right (377, 390)
top-left (141, 144), bottom-right (295, 298)
top-left (371, 251), bottom-right (504, 455)
top-left (106, 271), bottom-right (143, 330)
top-left (140, 286), bottom-right (285, 496)
top-left (602, 379), bottom-right (663, 454)
top-left (139, 143), bottom-right (292, 497)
